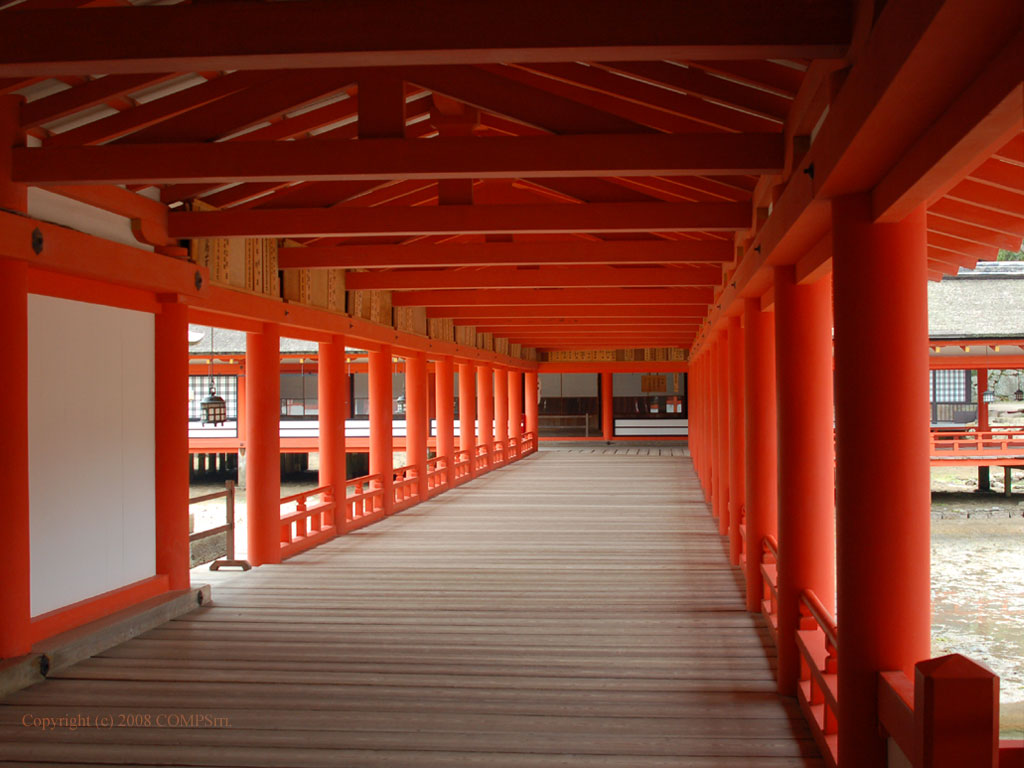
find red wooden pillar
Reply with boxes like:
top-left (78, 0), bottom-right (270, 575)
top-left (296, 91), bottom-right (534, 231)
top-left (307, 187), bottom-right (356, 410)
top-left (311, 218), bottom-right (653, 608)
top-left (0, 96), bottom-right (31, 658)
top-left (525, 371), bottom-right (539, 447)
top-left (773, 266), bottom-right (835, 695)
top-left (601, 372), bottom-right (614, 441)
top-left (369, 346), bottom-right (394, 514)
top-left (977, 369), bottom-right (989, 430)
top-left (508, 370), bottom-right (523, 438)
top-left (154, 301), bottom-right (190, 591)
top-left (458, 361), bottom-right (476, 463)
top-left (727, 315), bottom-right (745, 566)
top-left (832, 195), bottom-right (931, 768)
top-left (715, 333), bottom-right (730, 536)
top-left (477, 363), bottom-right (494, 451)
top-left (494, 367), bottom-right (509, 445)
top-left (709, 338), bottom-right (722, 513)
top-left (696, 353), bottom-right (707, 493)
top-left (318, 334), bottom-right (347, 500)
top-left (435, 356), bottom-right (455, 485)
top-left (743, 298), bottom-right (778, 612)
top-left (406, 353), bottom-right (429, 499)
top-left (245, 324), bottom-right (281, 566)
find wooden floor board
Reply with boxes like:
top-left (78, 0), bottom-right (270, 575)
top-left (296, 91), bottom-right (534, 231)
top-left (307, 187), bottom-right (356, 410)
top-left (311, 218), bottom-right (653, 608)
top-left (0, 450), bottom-right (820, 767)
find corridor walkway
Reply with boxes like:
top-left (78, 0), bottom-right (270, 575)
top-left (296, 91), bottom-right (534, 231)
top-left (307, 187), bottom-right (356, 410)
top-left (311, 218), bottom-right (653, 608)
top-left (0, 451), bottom-right (821, 767)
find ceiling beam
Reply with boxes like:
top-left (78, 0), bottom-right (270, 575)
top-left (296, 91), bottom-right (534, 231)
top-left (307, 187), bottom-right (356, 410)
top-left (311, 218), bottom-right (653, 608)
top-left (430, 304), bottom-right (708, 319)
top-left (168, 202), bottom-right (751, 238)
top-left (0, 1), bottom-right (852, 77)
top-left (279, 240), bottom-right (733, 269)
top-left (14, 133), bottom-right (784, 186)
top-left (345, 265), bottom-right (721, 291)
top-left (392, 287), bottom-right (713, 307)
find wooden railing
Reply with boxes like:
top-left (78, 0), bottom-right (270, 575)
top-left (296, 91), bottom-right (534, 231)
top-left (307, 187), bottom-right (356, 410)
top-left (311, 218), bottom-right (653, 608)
top-left (279, 485), bottom-right (336, 559)
top-left (189, 480), bottom-right (250, 570)
top-left (474, 443), bottom-right (492, 473)
top-left (507, 436), bottom-right (519, 460)
top-left (520, 431), bottom-right (537, 453)
top-left (929, 427), bottom-right (1024, 459)
top-left (343, 473), bottom-right (384, 527)
top-left (426, 456), bottom-right (448, 496)
top-left (392, 465), bottom-right (419, 512)
top-left (796, 590), bottom-right (839, 768)
top-left (453, 449), bottom-right (472, 483)
top-left (760, 535), bottom-right (779, 645)
top-left (493, 440), bottom-right (506, 467)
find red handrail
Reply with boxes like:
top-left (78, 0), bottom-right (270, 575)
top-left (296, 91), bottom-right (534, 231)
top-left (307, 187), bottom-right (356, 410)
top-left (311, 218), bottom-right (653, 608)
top-left (279, 484), bottom-right (336, 558)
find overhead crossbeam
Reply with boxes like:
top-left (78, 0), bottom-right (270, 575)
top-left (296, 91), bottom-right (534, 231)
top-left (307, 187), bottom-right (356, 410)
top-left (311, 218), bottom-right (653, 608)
top-left (168, 202), bottom-right (751, 238)
top-left (345, 265), bottom-right (722, 291)
top-left (13, 134), bottom-right (784, 186)
top-left (279, 240), bottom-right (734, 269)
top-left (433, 305), bottom-right (708, 320)
top-left (0, 1), bottom-right (852, 77)
top-left (391, 287), bottom-right (714, 307)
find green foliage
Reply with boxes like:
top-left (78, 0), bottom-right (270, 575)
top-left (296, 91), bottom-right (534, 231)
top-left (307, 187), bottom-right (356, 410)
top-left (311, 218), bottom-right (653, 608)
top-left (996, 243), bottom-right (1024, 261)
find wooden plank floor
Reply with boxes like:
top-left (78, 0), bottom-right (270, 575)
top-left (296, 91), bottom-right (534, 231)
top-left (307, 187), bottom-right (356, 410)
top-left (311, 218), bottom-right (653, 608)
top-left (0, 450), bottom-right (821, 768)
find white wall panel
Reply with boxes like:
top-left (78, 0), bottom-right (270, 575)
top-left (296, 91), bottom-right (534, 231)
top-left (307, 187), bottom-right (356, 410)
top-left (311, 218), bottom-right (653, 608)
top-left (28, 296), bottom-right (156, 616)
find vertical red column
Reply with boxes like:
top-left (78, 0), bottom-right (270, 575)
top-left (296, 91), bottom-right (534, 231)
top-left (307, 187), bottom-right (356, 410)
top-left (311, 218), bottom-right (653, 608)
top-left (318, 334), bottom-right (348, 502)
top-left (525, 371), bottom-right (539, 449)
top-left (477, 364), bottom-right (494, 453)
top-left (773, 266), bottom-right (835, 694)
top-left (435, 356), bottom-right (455, 485)
top-left (494, 367), bottom-right (509, 446)
top-left (832, 195), bottom-right (931, 768)
top-left (369, 346), bottom-right (394, 514)
top-left (715, 333), bottom-right (731, 536)
top-left (246, 324), bottom-right (281, 566)
top-left (508, 370), bottom-right (523, 438)
top-left (601, 372), bottom-right (614, 442)
top-left (727, 315), bottom-right (745, 566)
top-left (0, 96), bottom-right (31, 657)
top-left (708, 339), bottom-right (721, 512)
top-left (743, 298), bottom-right (778, 612)
top-left (458, 361), bottom-right (476, 466)
top-left (154, 302), bottom-right (190, 591)
top-left (977, 369), bottom-right (989, 430)
top-left (406, 353), bottom-right (429, 499)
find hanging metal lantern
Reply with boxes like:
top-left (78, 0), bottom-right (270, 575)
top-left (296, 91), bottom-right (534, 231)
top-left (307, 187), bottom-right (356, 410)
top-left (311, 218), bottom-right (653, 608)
top-left (982, 389), bottom-right (995, 404)
top-left (1015, 388), bottom-right (1024, 402)
top-left (201, 388), bottom-right (227, 425)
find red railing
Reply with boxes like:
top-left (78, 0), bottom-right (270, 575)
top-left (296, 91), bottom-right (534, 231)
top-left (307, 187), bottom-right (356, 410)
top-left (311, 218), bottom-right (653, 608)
top-left (474, 443), bottom-right (492, 472)
top-left (929, 427), bottom-right (1024, 459)
top-left (507, 436), bottom-right (519, 460)
top-left (520, 431), bottom-right (537, 453)
top-left (796, 590), bottom-right (839, 768)
top-left (392, 465), bottom-right (419, 512)
top-left (426, 455), bottom-right (448, 496)
top-left (279, 485), bottom-right (337, 559)
top-left (453, 449), bottom-right (472, 483)
top-left (737, 504), bottom-right (747, 571)
top-left (493, 439), bottom-right (506, 466)
top-left (343, 473), bottom-right (384, 527)
top-left (760, 535), bottom-right (779, 645)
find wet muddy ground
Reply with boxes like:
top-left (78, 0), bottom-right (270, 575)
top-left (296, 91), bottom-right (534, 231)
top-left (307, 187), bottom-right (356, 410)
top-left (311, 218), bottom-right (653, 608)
top-left (188, 464), bottom-right (1024, 738)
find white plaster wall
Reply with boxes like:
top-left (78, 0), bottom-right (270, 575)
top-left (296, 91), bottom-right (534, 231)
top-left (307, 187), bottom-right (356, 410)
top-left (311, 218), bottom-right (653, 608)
top-left (28, 295), bottom-right (156, 616)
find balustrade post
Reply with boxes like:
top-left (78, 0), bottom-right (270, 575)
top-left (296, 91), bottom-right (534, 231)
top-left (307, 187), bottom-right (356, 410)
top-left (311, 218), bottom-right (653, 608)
top-left (369, 345), bottom-right (394, 516)
top-left (246, 323), bottom-right (281, 566)
top-left (833, 194), bottom-right (931, 768)
top-left (915, 654), bottom-right (999, 768)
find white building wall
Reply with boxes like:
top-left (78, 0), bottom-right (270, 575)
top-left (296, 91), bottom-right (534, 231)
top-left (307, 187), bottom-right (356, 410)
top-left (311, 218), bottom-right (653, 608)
top-left (28, 295), bottom-right (156, 616)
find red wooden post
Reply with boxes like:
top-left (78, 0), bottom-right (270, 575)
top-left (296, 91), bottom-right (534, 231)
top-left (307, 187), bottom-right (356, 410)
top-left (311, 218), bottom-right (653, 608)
top-left (715, 332), bottom-right (730, 536)
top-left (525, 371), bottom-right (539, 445)
top-left (914, 654), bottom-right (999, 768)
top-left (773, 266), bottom-right (835, 695)
top-left (318, 333), bottom-right (347, 506)
top-left (369, 345), bottom-right (394, 514)
top-left (154, 300), bottom-right (190, 591)
top-left (458, 361), bottom-right (477, 468)
top-left (477, 363), bottom-right (494, 453)
top-left (708, 337), bottom-right (721, 514)
top-left (246, 323), bottom-right (281, 566)
top-left (727, 314), bottom-right (745, 566)
top-left (494, 366), bottom-right (509, 448)
top-left (508, 370), bottom-right (523, 438)
top-left (743, 298), bottom-right (778, 613)
top-left (601, 371), bottom-right (614, 442)
top-left (406, 352), bottom-right (429, 499)
top-left (435, 356), bottom-right (455, 485)
top-left (833, 195), bottom-right (931, 768)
